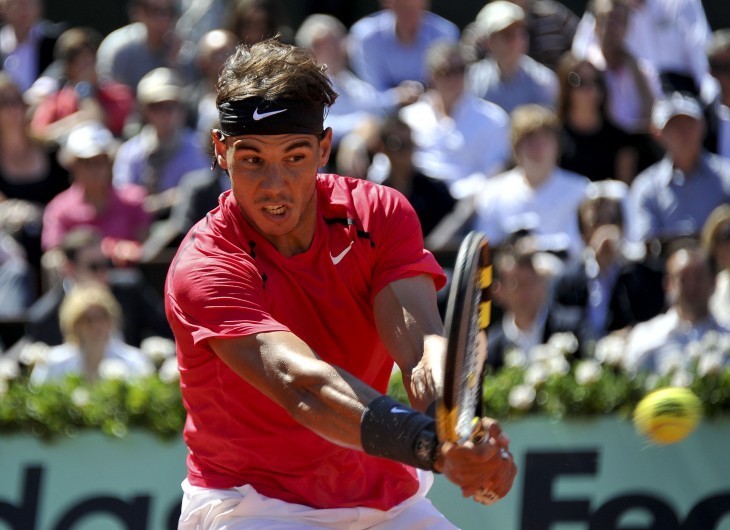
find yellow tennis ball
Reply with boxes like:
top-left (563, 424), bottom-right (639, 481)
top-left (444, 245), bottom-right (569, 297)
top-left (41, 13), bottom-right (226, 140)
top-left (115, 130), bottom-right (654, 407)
top-left (633, 387), bottom-right (702, 445)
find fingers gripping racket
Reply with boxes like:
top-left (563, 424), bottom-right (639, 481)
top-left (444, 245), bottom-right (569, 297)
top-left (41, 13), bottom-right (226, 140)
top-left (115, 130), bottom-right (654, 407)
top-left (436, 231), bottom-right (495, 504)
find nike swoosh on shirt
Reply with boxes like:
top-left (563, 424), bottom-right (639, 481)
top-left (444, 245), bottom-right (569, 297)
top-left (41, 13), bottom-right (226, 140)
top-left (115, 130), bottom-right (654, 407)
top-left (252, 107), bottom-right (288, 120)
top-left (330, 241), bottom-right (354, 265)
top-left (390, 406), bottom-right (411, 414)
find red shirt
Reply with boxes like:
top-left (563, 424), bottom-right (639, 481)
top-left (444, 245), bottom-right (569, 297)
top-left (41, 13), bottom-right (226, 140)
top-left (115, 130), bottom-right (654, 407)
top-left (31, 81), bottom-right (134, 137)
top-left (165, 174), bottom-right (445, 510)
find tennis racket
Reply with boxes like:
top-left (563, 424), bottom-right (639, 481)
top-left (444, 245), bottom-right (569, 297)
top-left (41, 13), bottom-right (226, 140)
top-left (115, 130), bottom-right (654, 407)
top-left (435, 231), bottom-right (496, 504)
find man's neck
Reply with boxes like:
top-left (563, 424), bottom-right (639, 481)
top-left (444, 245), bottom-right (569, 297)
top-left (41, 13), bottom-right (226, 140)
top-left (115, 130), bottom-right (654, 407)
top-left (671, 151), bottom-right (701, 174)
top-left (496, 57), bottom-right (520, 80)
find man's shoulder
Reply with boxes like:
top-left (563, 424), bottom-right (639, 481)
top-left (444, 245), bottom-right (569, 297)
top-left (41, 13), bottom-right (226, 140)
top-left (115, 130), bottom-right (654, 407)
top-left (99, 23), bottom-right (146, 52)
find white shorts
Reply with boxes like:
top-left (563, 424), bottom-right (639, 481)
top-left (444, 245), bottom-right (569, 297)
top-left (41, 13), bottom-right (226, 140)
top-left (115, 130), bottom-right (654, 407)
top-left (178, 470), bottom-right (459, 530)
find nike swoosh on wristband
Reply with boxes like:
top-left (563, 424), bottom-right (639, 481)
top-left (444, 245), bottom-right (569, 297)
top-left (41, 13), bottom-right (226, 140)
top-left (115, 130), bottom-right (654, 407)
top-left (252, 107), bottom-right (288, 120)
top-left (390, 406), bottom-right (411, 414)
top-left (330, 241), bottom-right (354, 265)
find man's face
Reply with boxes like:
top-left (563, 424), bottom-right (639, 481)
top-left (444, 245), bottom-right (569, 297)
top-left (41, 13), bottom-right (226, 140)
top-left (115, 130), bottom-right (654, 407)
top-left (392, 0), bottom-right (426, 35)
top-left (213, 130), bottom-right (332, 245)
top-left (515, 127), bottom-right (558, 169)
top-left (0, 0), bottom-right (40, 33)
top-left (497, 263), bottom-right (546, 314)
top-left (489, 22), bottom-right (528, 64)
top-left (660, 114), bottom-right (704, 156)
top-left (71, 245), bottom-right (111, 284)
top-left (71, 155), bottom-right (113, 194)
top-left (137, 0), bottom-right (178, 37)
top-left (666, 252), bottom-right (714, 315)
top-left (595, 1), bottom-right (629, 50)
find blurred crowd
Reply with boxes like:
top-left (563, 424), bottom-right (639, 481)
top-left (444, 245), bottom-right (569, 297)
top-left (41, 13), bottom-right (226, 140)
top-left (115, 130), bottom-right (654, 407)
top-left (0, 0), bottom-right (728, 381)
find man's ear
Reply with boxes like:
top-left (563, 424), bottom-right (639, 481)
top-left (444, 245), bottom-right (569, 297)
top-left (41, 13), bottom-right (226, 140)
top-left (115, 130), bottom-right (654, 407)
top-left (318, 128), bottom-right (333, 167)
top-left (211, 129), bottom-right (229, 170)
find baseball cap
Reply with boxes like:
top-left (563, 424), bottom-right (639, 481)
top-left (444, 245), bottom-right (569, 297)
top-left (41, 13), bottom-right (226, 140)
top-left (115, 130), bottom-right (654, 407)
top-left (58, 121), bottom-right (117, 167)
top-left (651, 92), bottom-right (703, 130)
top-left (475, 1), bottom-right (525, 38)
top-left (136, 67), bottom-right (183, 105)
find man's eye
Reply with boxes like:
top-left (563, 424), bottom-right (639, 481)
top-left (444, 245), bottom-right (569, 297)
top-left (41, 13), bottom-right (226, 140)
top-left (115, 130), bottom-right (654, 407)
top-left (242, 156), bottom-right (262, 165)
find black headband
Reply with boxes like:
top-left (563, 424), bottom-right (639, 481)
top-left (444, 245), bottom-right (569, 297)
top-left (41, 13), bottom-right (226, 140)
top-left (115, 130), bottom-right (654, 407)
top-left (218, 97), bottom-right (325, 136)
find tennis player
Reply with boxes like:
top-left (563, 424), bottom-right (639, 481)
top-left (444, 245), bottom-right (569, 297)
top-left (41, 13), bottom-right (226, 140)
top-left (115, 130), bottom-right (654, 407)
top-left (166, 39), bottom-right (516, 529)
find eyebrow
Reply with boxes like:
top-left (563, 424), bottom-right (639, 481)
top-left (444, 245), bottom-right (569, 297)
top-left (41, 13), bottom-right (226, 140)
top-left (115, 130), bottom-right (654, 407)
top-left (232, 139), bottom-right (316, 153)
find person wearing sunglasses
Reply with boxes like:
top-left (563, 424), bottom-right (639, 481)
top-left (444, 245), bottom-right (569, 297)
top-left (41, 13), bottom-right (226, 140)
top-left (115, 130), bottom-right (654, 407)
top-left (23, 226), bottom-right (171, 349)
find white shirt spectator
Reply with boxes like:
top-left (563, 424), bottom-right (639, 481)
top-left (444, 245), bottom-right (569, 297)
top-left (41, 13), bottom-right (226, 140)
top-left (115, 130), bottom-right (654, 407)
top-left (30, 336), bottom-right (154, 385)
top-left (474, 167), bottom-right (590, 257)
top-left (573, 0), bottom-right (713, 100)
top-left (399, 92), bottom-right (510, 198)
top-left (624, 308), bottom-right (730, 375)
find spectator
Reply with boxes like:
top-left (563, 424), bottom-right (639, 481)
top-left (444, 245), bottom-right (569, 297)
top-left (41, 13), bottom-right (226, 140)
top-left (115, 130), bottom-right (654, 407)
top-left (0, 0), bottom-right (65, 93)
top-left (0, 72), bottom-right (69, 284)
top-left (295, 14), bottom-right (414, 154)
top-left (175, 0), bottom-right (228, 50)
top-left (467, 1), bottom-right (558, 114)
top-left (556, 51), bottom-right (639, 184)
top-left (139, 164), bottom-right (230, 262)
top-left (573, 0), bottom-right (712, 99)
top-left (29, 281), bottom-right (154, 385)
top-left (229, 0), bottom-right (293, 45)
top-left (487, 243), bottom-right (586, 369)
top-left (473, 104), bottom-right (589, 258)
top-left (623, 245), bottom-right (729, 375)
top-left (0, 229), bottom-right (33, 318)
top-left (372, 114), bottom-right (455, 239)
top-left (42, 121), bottom-right (151, 253)
top-left (461, 0), bottom-right (579, 71)
top-left (399, 40), bottom-right (511, 199)
top-left (113, 67), bottom-right (209, 221)
top-left (572, 0), bottom-right (661, 135)
top-left (702, 204), bottom-right (730, 327)
top-left (551, 183), bottom-right (665, 340)
top-left (628, 92), bottom-right (730, 244)
top-left (29, 27), bottom-right (135, 142)
top-left (26, 227), bottom-right (172, 348)
top-left (703, 29), bottom-right (730, 158)
top-left (96, 0), bottom-right (184, 92)
top-left (183, 28), bottom-right (236, 136)
top-left (347, 0), bottom-right (460, 91)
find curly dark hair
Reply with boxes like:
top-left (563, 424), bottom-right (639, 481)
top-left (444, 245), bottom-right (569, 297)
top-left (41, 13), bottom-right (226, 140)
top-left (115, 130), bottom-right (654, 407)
top-left (216, 38), bottom-right (338, 108)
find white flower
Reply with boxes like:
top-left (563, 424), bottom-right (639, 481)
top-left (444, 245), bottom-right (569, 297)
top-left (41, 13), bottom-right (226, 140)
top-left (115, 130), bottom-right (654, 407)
top-left (656, 348), bottom-right (685, 376)
top-left (158, 357), bottom-right (180, 384)
top-left (71, 388), bottom-right (91, 407)
top-left (671, 370), bottom-right (693, 388)
top-left (508, 384), bottom-right (536, 410)
top-left (17, 341), bottom-right (50, 367)
top-left (644, 374), bottom-right (661, 391)
top-left (545, 356), bottom-right (571, 376)
top-left (697, 352), bottom-right (725, 377)
top-left (575, 360), bottom-right (603, 385)
top-left (140, 336), bottom-right (176, 363)
top-left (0, 357), bottom-right (20, 380)
top-left (504, 348), bottom-right (527, 369)
top-left (686, 340), bottom-right (704, 362)
top-left (530, 344), bottom-right (560, 363)
top-left (700, 330), bottom-right (722, 351)
top-left (594, 334), bottom-right (627, 367)
top-left (98, 359), bottom-right (131, 381)
top-left (524, 364), bottom-right (549, 386)
top-left (548, 332), bottom-right (579, 356)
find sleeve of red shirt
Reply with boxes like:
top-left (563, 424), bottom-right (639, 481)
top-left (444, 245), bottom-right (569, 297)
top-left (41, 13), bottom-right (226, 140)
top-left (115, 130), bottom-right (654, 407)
top-left (167, 248), bottom-right (290, 347)
top-left (368, 184), bottom-right (447, 300)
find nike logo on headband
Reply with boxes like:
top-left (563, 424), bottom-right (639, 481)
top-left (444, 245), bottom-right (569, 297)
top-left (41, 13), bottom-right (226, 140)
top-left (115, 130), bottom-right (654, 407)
top-left (252, 107), bottom-right (288, 121)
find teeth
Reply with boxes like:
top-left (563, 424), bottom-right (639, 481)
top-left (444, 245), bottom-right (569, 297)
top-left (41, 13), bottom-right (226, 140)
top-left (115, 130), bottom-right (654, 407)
top-left (264, 205), bottom-right (285, 215)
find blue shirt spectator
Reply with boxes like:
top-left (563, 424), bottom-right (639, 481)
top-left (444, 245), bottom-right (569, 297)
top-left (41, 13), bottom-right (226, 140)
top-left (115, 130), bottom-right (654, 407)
top-left (466, 1), bottom-right (557, 113)
top-left (628, 93), bottom-right (730, 243)
top-left (347, 3), bottom-right (459, 91)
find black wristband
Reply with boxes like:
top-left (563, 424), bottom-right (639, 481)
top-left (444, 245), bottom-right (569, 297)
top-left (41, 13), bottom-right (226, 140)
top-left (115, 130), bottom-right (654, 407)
top-left (361, 395), bottom-right (440, 471)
